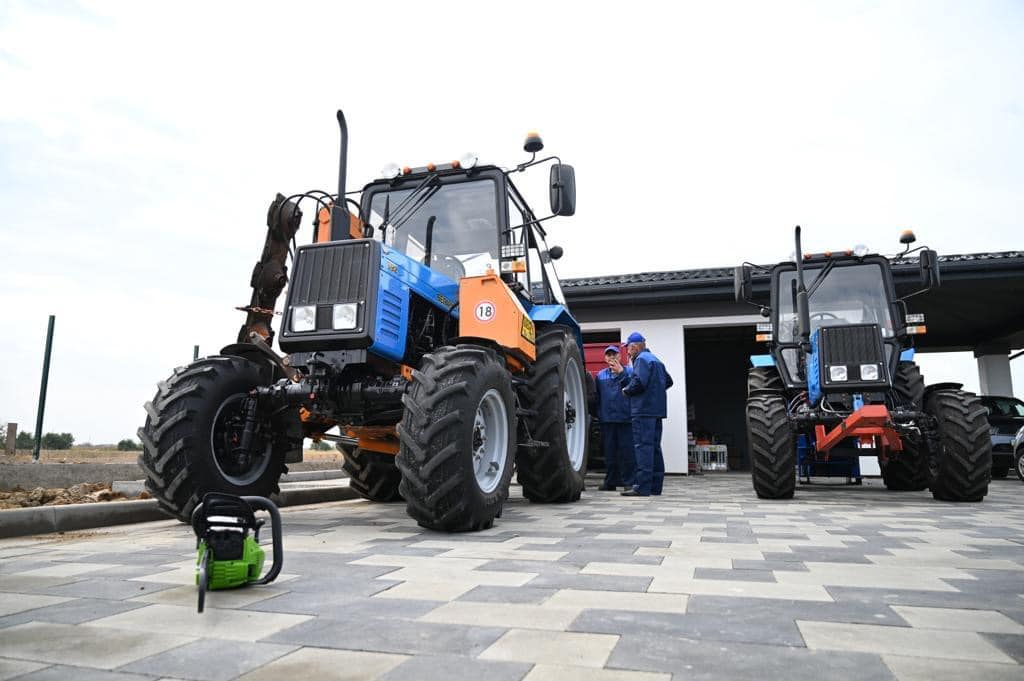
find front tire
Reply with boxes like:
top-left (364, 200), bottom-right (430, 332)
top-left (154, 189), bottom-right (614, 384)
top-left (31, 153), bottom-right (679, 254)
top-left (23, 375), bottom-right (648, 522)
top-left (747, 395), bottom-right (796, 499)
top-left (396, 345), bottom-right (516, 531)
top-left (137, 356), bottom-right (299, 521)
top-left (517, 325), bottom-right (589, 503)
top-left (882, 362), bottom-right (928, 491)
top-left (925, 389), bottom-right (991, 502)
top-left (340, 447), bottom-right (403, 502)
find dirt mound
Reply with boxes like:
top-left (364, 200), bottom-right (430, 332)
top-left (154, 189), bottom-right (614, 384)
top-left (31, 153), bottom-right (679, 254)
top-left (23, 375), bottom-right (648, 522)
top-left (0, 483), bottom-right (150, 510)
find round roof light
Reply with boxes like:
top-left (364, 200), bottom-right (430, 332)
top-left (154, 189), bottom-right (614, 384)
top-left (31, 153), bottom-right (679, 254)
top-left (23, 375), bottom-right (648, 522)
top-left (381, 162), bottom-right (400, 180)
top-left (460, 152), bottom-right (479, 170)
top-left (853, 244), bottom-right (870, 257)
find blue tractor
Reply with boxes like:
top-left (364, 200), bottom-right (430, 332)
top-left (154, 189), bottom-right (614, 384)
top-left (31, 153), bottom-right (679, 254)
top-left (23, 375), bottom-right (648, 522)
top-left (138, 112), bottom-right (589, 531)
top-left (735, 227), bottom-right (991, 502)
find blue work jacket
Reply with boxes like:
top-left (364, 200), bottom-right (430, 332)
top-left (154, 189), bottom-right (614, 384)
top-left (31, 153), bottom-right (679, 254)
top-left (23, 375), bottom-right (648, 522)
top-left (621, 349), bottom-right (674, 418)
top-left (595, 366), bottom-right (633, 423)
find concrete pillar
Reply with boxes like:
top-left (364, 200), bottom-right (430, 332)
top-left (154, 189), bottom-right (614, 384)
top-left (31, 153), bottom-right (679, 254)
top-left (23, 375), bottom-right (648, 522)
top-left (4, 423), bottom-right (15, 455)
top-left (976, 352), bottom-right (1013, 396)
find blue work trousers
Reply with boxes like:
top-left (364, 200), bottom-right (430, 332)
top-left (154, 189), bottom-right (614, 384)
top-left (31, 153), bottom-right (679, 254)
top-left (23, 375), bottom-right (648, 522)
top-left (601, 422), bottom-right (635, 489)
top-left (631, 417), bottom-right (665, 496)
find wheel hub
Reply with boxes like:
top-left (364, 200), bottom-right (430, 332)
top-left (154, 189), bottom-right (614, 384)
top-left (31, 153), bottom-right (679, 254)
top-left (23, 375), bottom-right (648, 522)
top-left (472, 389), bottom-right (509, 494)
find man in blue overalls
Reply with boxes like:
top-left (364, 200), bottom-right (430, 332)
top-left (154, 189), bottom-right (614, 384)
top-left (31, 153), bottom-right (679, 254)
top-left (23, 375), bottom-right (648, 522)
top-left (621, 332), bottom-right (673, 497)
top-left (595, 345), bottom-right (635, 491)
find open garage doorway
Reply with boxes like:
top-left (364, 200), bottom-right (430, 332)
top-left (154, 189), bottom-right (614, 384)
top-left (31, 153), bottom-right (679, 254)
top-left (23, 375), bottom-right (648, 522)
top-left (684, 324), bottom-right (760, 471)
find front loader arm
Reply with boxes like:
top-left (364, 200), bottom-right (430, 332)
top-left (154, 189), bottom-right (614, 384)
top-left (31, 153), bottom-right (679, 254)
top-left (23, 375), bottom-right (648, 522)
top-left (236, 193), bottom-right (303, 344)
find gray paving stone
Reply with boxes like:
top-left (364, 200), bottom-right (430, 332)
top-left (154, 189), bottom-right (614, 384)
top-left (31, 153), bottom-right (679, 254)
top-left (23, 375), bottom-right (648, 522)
top-left (610, 633), bottom-right (896, 680)
top-left (731, 559), bottom-right (809, 572)
top-left (0, 597), bottom-right (148, 629)
top-left (40, 578), bottom-right (176, 601)
top-left (245, 591), bottom-right (438, 620)
top-left (526, 573), bottom-right (652, 592)
top-left (267, 614), bottom-right (506, 656)
top-left (686, 595), bottom-right (908, 626)
top-left (378, 654), bottom-right (531, 681)
top-left (693, 567), bottom-right (776, 583)
top-left (9, 666), bottom-right (155, 681)
top-left (121, 638), bottom-right (297, 681)
top-left (457, 585), bottom-right (559, 604)
top-left (570, 609), bottom-right (805, 646)
top-left (982, 634), bottom-right (1024, 664)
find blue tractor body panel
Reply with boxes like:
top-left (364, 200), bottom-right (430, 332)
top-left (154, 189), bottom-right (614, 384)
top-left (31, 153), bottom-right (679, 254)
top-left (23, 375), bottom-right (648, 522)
top-left (527, 303), bottom-right (583, 351)
top-left (807, 330), bottom-right (823, 406)
top-left (367, 245), bottom-right (461, 362)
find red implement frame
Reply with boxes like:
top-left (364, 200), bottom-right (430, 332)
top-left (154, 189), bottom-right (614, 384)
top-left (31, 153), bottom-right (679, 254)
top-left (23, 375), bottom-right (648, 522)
top-left (814, 405), bottom-right (903, 454)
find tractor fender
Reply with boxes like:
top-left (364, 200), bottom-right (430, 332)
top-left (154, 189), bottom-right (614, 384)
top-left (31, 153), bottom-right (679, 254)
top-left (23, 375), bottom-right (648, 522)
top-left (923, 381), bottom-right (965, 397)
top-left (219, 342), bottom-right (288, 383)
top-left (529, 305), bottom-right (582, 350)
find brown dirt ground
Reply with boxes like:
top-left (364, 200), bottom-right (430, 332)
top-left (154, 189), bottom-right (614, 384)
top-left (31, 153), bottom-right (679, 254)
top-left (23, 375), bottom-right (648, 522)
top-left (0, 482), bottom-right (149, 510)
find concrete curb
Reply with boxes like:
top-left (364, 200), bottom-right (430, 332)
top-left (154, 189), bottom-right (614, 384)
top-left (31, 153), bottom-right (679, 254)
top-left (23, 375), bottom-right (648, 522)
top-left (0, 483), bottom-right (358, 539)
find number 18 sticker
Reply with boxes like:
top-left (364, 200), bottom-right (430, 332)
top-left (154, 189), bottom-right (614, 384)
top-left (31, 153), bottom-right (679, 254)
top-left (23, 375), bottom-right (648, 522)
top-left (475, 301), bottom-right (496, 322)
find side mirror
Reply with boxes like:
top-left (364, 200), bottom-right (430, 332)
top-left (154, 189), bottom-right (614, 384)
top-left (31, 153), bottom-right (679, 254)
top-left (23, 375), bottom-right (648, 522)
top-left (550, 164), bottom-right (576, 217)
top-left (734, 265), bottom-right (753, 303)
top-left (919, 248), bottom-right (940, 289)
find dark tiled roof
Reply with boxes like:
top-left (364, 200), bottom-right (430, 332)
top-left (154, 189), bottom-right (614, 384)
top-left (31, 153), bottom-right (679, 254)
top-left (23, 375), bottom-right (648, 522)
top-left (563, 251), bottom-right (1024, 290)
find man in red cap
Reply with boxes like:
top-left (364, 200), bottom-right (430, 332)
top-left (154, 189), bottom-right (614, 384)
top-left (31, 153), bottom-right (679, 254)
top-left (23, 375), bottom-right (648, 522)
top-left (594, 345), bottom-right (634, 491)
top-left (621, 332), bottom-right (673, 496)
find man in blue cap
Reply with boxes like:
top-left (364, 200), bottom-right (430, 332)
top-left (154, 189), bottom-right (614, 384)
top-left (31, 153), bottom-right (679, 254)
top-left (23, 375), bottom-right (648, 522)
top-left (621, 332), bottom-right (673, 497)
top-left (594, 345), bottom-right (635, 491)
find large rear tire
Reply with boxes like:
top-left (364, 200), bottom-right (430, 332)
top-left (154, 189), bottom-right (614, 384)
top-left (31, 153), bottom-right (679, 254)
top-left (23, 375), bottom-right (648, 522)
top-left (747, 395), bottom-right (796, 499)
top-left (396, 345), bottom-right (516, 531)
top-left (882, 362), bottom-right (928, 491)
top-left (747, 367), bottom-right (785, 396)
top-left (925, 389), bottom-right (991, 502)
top-left (517, 325), bottom-right (589, 503)
top-left (340, 447), bottom-right (403, 502)
top-left (137, 356), bottom-right (299, 521)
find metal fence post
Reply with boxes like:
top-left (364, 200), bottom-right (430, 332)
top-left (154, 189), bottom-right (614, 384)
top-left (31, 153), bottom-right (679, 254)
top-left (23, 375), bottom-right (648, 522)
top-left (32, 315), bottom-right (55, 462)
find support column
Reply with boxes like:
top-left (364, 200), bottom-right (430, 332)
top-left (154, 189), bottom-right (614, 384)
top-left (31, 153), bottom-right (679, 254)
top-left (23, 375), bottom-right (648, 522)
top-left (975, 349), bottom-right (1013, 396)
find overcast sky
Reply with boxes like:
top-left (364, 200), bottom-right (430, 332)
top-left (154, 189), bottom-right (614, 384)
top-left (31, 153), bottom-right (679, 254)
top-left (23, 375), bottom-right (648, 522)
top-left (1, 0), bottom-right (1021, 444)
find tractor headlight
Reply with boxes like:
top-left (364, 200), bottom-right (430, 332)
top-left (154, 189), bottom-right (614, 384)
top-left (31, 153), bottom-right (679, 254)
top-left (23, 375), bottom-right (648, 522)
top-left (290, 305), bottom-right (317, 333)
top-left (829, 365), bottom-right (848, 382)
top-left (860, 364), bottom-right (880, 381)
top-left (332, 303), bottom-right (358, 330)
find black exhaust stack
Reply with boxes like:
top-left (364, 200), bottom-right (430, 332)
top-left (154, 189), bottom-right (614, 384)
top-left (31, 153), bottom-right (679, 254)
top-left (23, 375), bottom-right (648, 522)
top-left (794, 225), bottom-right (811, 353)
top-left (331, 110), bottom-right (352, 240)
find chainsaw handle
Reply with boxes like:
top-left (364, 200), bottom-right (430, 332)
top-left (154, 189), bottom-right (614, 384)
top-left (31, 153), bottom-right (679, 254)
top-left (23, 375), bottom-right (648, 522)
top-left (240, 496), bottom-right (283, 585)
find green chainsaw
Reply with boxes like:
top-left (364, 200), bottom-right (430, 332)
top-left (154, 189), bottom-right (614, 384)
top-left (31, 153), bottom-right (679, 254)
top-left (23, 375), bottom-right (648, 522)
top-left (190, 493), bottom-right (283, 613)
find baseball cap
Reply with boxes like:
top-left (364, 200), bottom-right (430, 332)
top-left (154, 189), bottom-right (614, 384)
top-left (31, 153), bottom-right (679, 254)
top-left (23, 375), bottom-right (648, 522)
top-left (604, 345), bottom-right (620, 355)
top-left (627, 332), bottom-right (645, 343)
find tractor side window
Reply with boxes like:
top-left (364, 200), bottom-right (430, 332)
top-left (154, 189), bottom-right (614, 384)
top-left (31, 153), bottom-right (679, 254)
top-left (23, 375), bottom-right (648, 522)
top-left (368, 179), bottom-right (501, 279)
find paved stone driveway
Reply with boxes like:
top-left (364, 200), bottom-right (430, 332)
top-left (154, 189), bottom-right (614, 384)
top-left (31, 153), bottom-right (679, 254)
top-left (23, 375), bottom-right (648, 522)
top-left (2, 474), bottom-right (1023, 681)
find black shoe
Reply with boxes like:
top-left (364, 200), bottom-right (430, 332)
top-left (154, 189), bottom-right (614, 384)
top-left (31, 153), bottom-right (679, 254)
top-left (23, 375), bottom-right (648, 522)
top-left (598, 485), bottom-right (617, 491)
top-left (621, 489), bottom-right (647, 497)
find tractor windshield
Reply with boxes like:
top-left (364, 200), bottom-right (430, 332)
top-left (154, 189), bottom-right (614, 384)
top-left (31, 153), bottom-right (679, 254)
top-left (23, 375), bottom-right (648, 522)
top-left (368, 178), bottom-right (500, 279)
top-left (776, 262), bottom-right (896, 343)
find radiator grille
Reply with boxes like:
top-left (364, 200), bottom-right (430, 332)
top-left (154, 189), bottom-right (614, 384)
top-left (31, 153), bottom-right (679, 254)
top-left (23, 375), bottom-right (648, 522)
top-left (290, 241), bottom-right (372, 305)
top-left (820, 324), bottom-right (884, 365)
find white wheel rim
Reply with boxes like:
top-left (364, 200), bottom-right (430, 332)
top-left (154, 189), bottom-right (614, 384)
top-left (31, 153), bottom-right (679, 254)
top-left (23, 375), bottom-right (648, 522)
top-left (473, 388), bottom-right (509, 494)
top-left (564, 357), bottom-right (586, 471)
top-left (1017, 453), bottom-right (1024, 480)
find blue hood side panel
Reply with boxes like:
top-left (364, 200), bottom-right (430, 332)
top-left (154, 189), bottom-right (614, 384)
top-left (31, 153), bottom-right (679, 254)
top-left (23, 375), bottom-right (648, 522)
top-left (808, 330), bottom-right (822, 406)
top-left (529, 304), bottom-right (583, 350)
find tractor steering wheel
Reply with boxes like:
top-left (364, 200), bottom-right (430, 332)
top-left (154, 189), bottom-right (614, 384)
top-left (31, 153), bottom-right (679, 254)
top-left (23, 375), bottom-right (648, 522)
top-left (809, 312), bottom-right (841, 322)
top-left (430, 254), bottom-right (466, 282)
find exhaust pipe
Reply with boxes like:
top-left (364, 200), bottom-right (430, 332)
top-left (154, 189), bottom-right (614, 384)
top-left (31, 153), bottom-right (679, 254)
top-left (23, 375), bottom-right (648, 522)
top-left (331, 109), bottom-right (352, 240)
